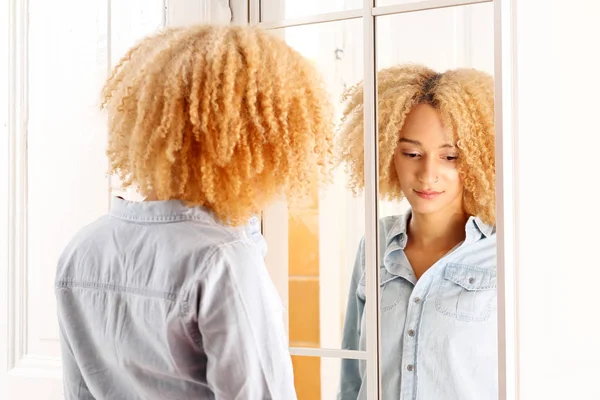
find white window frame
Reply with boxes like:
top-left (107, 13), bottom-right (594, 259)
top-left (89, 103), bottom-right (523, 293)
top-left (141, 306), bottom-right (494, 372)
top-left (237, 0), bottom-right (521, 399)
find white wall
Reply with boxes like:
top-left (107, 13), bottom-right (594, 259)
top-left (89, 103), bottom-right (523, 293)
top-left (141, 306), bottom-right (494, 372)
top-left (515, 1), bottom-right (600, 399)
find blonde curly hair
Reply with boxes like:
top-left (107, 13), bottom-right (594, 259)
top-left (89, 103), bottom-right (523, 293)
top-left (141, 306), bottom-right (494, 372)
top-left (338, 64), bottom-right (495, 225)
top-left (102, 25), bottom-right (334, 225)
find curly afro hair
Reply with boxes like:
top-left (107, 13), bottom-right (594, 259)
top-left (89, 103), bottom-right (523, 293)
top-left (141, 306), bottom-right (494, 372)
top-left (337, 63), bottom-right (495, 225)
top-left (102, 25), bottom-right (334, 225)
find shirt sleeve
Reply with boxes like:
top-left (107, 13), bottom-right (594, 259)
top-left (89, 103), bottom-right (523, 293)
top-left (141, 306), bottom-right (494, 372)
top-left (57, 315), bottom-right (96, 400)
top-left (196, 240), bottom-right (297, 400)
top-left (338, 237), bottom-right (366, 400)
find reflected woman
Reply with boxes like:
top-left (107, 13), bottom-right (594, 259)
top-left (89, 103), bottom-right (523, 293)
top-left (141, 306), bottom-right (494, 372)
top-left (338, 64), bottom-right (497, 400)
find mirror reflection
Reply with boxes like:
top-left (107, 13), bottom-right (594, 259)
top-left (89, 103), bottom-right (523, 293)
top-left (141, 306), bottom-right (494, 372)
top-left (336, 3), bottom-right (497, 400)
top-left (257, 1), bottom-right (496, 398)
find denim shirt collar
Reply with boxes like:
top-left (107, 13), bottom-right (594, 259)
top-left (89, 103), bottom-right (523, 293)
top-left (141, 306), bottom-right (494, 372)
top-left (382, 209), bottom-right (495, 283)
top-left (109, 196), bottom-right (214, 223)
top-left (385, 209), bottom-right (494, 247)
top-left (109, 197), bottom-right (267, 256)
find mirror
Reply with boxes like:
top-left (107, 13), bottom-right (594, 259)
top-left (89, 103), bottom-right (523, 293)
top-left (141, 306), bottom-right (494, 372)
top-left (258, 0), bottom-right (497, 398)
top-left (336, 2), bottom-right (497, 399)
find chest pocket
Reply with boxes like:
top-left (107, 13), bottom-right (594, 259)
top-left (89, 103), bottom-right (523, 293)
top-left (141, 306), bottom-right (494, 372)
top-left (357, 267), bottom-right (404, 312)
top-left (435, 263), bottom-right (497, 322)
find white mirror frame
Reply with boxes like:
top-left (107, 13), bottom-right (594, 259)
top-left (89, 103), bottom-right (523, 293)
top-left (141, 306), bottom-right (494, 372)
top-left (233, 0), bottom-right (521, 398)
top-left (493, 0), bottom-right (519, 399)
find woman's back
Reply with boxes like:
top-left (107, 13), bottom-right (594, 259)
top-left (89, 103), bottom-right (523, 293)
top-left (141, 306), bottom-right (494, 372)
top-left (55, 197), bottom-right (294, 399)
top-left (56, 24), bottom-right (334, 400)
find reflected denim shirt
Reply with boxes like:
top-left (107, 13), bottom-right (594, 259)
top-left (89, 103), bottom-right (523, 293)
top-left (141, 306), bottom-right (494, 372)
top-left (339, 210), bottom-right (498, 400)
top-left (55, 197), bottom-right (296, 400)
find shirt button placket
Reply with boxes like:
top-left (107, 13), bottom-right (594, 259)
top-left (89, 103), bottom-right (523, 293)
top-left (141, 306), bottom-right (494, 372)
top-left (401, 294), bottom-right (423, 400)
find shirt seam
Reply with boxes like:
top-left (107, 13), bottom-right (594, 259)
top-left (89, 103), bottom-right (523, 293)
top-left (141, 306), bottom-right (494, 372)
top-left (108, 214), bottom-right (211, 223)
top-left (178, 238), bottom-right (254, 327)
top-left (55, 279), bottom-right (177, 301)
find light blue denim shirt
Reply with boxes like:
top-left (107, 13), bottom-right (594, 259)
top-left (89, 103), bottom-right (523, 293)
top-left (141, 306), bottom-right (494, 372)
top-left (339, 211), bottom-right (497, 400)
top-left (55, 197), bottom-right (296, 400)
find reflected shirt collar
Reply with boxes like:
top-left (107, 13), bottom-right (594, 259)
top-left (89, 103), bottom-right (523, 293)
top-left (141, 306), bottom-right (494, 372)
top-left (385, 208), bottom-right (495, 249)
top-left (381, 209), bottom-right (495, 283)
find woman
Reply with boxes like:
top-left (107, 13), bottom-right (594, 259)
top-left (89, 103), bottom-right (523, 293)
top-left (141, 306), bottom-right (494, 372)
top-left (55, 25), bottom-right (333, 400)
top-left (338, 64), bottom-right (496, 400)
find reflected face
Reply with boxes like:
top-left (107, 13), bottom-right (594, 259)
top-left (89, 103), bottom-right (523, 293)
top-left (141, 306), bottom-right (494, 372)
top-left (394, 104), bottom-right (463, 216)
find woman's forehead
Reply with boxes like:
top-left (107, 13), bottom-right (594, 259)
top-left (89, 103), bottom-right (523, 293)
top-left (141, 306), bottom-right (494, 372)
top-left (399, 105), bottom-right (456, 146)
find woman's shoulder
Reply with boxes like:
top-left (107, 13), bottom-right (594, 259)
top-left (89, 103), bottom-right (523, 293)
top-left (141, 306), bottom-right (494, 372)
top-left (352, 214), bottom-right (409, 265)
top-left (451, 232), bottom-right (497, 270)
top-left (379, 214), bottom-right (409, 246)
top-left (379, 214), bottom-right (406, 234)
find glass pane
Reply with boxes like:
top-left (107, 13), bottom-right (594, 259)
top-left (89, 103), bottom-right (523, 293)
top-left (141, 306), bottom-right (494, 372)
top-left (373, 2), bottom-right (497, 399)
top-left (376, 3), bottom-right (494, 74)
top-left (261, 0), bottom-right (361, 22)
top-left (291, 355), bottom-right (366, 399)
top-left (376, 2), bottom-right (494, 217)
top-left (267, 18), bottom-right (367, 353)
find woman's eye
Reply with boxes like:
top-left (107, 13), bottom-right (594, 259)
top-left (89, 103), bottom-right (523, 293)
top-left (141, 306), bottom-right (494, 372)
top-left (403, 152), bottom-right (420, 158)
top-left (445, 155), bottom-right (458, 161)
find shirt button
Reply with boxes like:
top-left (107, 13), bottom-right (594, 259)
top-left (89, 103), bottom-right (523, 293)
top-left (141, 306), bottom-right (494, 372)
top-left (407, 364), bottom-right (414, 372)
top-left (408, 329), bottom-right (415, 337)
top-left (413, 297), bottom-right (421, 304)
top-left (468, 277), bottom-right (475, 284)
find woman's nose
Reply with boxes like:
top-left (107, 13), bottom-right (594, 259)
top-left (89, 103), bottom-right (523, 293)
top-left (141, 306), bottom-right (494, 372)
top-left (416, 158), bottom-right (439, 185)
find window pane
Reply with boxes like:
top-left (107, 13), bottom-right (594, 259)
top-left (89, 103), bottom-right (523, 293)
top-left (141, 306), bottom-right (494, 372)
top-left (373, 3), bottom-right (497, 399)
top-left (376, 3), bottom-right (494, 73)
top-left (266, 18), bottom-right (368, 353)
top-left (376, 2), bottom-right (494, 218)
top-left (261, 0), bottom-right (361, 22)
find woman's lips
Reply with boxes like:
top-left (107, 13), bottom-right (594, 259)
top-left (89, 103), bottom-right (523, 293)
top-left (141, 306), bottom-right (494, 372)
top-left (414, 190), bottom-right (442, 199)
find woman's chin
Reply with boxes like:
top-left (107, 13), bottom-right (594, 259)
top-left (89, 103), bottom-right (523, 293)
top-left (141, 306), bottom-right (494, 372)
top-left (406, 196), bottom-right (447, 215)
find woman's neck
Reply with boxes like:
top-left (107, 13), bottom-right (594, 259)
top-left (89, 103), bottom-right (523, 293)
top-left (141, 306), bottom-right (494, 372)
top-left (144, 191), bottom-right (159, 201)
top-left (408, 209), bottom-right (469, 250)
